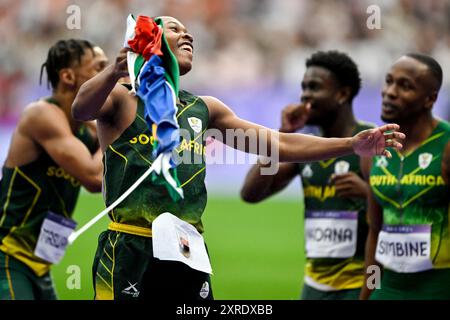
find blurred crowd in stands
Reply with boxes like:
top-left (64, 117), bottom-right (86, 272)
top-left (1, 0), bottom-right (450, 119)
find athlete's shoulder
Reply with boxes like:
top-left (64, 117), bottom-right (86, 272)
top-left (436, 118), bottom-right (450, 132)
top-left (20, 99), bottom-right (65, 126)
top-left (180, 90), bottom-right (206, 106)
top-left (20, 99), bottom-right (71, 138)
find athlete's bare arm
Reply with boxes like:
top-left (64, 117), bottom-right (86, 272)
top-left (72, 49), bottom-right (137, 151)
top-left (241, 163), bottom-right (298, 203)
top-left (359, 156), bottom-right (383, 300)
top-left (7, 101), bottom-right (103, 192)
top-left (203, 96), bottom-right (405, 162)
top-left (72, 48), bottom-right (128, 122)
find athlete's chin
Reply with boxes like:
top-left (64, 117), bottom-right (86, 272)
top-left (179, 61), bottom-right (193, 76)
top-left (380, 112), bottom-right (397, 123)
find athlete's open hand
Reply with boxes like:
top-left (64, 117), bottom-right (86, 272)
top-left (280, 102), bottom-right (311, 133)
top-left (351, 124), bottom-right (405, 158)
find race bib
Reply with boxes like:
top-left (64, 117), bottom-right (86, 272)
top-left (305, 211), bottom-right (358, 258)
top-left (376, 224), bottom-right (433, 273)
top-left (34, 212), bottom-right (77, 264)
top-left (152, 212), bottom-right (212, 274)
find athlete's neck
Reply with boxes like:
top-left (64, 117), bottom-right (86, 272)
top-left (396, 112), bottom-right (438, 154)
top-left (51, 88), bottom-right (80, 130)
top-left (321, 104), bottom-right (357, 138)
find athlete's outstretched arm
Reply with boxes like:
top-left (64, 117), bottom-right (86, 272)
top-left (27, 103), bottom-right (103, 192)
top-left (72, 48), bottom-right (129, 121)
top-left (203, 96), bottom-right (405, 162)
top-left (241, 163), bottom-right (298, 203)
top-left (359, 156), bottom-right (383, 300)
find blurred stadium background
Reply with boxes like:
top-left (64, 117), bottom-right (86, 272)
top-left (1, 0), bottom-right (450, 299)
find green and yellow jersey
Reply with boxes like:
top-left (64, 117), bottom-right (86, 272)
top-left (0, 98), bottom-right (97, 276)
top-left (103, 90), bottom-right (209, 234)
top-left (298, 122), bottom-right (374, 291)
top-left (370, 120), bottom-right (450, 271)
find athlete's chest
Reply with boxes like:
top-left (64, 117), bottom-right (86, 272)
top-left (300, 154), bottom-right (361, 203)
top-left (371, 146), bottom-right (448, 206)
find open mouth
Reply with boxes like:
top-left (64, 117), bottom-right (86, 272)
top-left (179, 42), bottom-right (193, 54)
top-left (382, 102), bottom-right (398, 113)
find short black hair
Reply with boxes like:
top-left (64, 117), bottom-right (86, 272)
top-left (40, 39), bottom-right (94, 90)
top-left (405, 53), bottom-right (443, 91)
top-left (306, 50), bottom-right (362, 101)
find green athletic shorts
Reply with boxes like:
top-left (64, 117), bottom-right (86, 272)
top-left (370, 269), bottom-right (450, 300)
top-left (93, 229), bottom-right (213, 300)
top-left (0, 251), bottom-right (57, 300)
top-left (301, 283), bottom-right (361, 300)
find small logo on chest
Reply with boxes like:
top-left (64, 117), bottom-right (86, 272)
top-left (418, 153), bottom-right (433, 170)
top-left (334, 161), bottom-right (350, 175)
top-left (188, 117), bottom-right (202, 133)
top-left (376, 156), bottom-right (388, 168)
top-left (302, 164), bottom-right (313, 178)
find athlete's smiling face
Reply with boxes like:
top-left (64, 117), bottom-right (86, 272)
top-left (160, 16), bottom-right (194, 76)
top-left (381, 56), bottom-right (436, 123)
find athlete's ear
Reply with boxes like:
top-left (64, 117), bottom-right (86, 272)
top-left (59, 68), bottom-right (76, 87)
top-left (424, 90), bottom-right (438, 110)
top-left (337, 86), bottom-right (351, 105)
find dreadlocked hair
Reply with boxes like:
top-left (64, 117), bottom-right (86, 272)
top-left (39, 39), bottom-right (94, 89)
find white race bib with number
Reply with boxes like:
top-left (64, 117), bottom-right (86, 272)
top-left (305, 211), bottom-right (358, 258)
top-left (152, 212), bottom-right (212, 274)
top-left (34, 212), bottom-right (77, 264)
top-left (375, 224), bottom-right (433, 273)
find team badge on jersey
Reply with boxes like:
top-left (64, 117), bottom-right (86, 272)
top-left (334, 161), bottom-right (350, 175)
top-left (199, 281), bottom-right (210, 299)
top-left (418, 153), bottom-right (433, 170)
top-left (302, 164), bottom-right (313, 178)
top-left (376, 156), bottom-right (388, 168)
top-left (188, 117), bottom-right (202, 133)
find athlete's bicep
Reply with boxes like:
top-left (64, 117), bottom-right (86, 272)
top-left (29, 108), bottom-right (102, 183)
top-left (203, 95), bottom-right (267, 133)
top-left (202, 95), bottom-right (277, 153)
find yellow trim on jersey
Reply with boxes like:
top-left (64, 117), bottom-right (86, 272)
top-left (103, 248), bottom-right (113, 262)
top-left (408, 156), bottom-right (439, 176)
top-left (396, 132), bottom-right (445, 158)
top-left (0, 168), bottom-right (18, 227)
top-left (136, 113), bottom-right (146, 125)
top-left (319, 158), bottom-right (336, 169)
top-left (108, 145), bottom-right (128, 168)
top-left (127, 143), bottom-right (153, 165)
top-left (180, 167), bottom-right (206, 188)
top-left (108, 222), bottom-right (152, 238)
top-left (95, 273), bottom-right (113, 300)
top-left (111, 232), bottom-right (119, 299)
top-left (5, 254), bottom-right (15, 300)
top-left (0, 240), bottom-right (50, 277)
top-left (100, 259), bottom-right (113, 275)
top-left (402, 185), bottom-right (434, 208)
top-left (379, 164), bottom-right (395, 177)
top-left (176, 97), bottom-right (200, 119)
top-left (176, 127), bottom-right (208, 154)
top-left (16, 167), bottom-right (42, 226)
top-left (371, 187), bottom-right (401, 209)
top-left (304, 258), bottom-right (365, 290)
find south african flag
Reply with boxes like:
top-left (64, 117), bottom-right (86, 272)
top-left (124, 14), bottom-right (183, 201)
